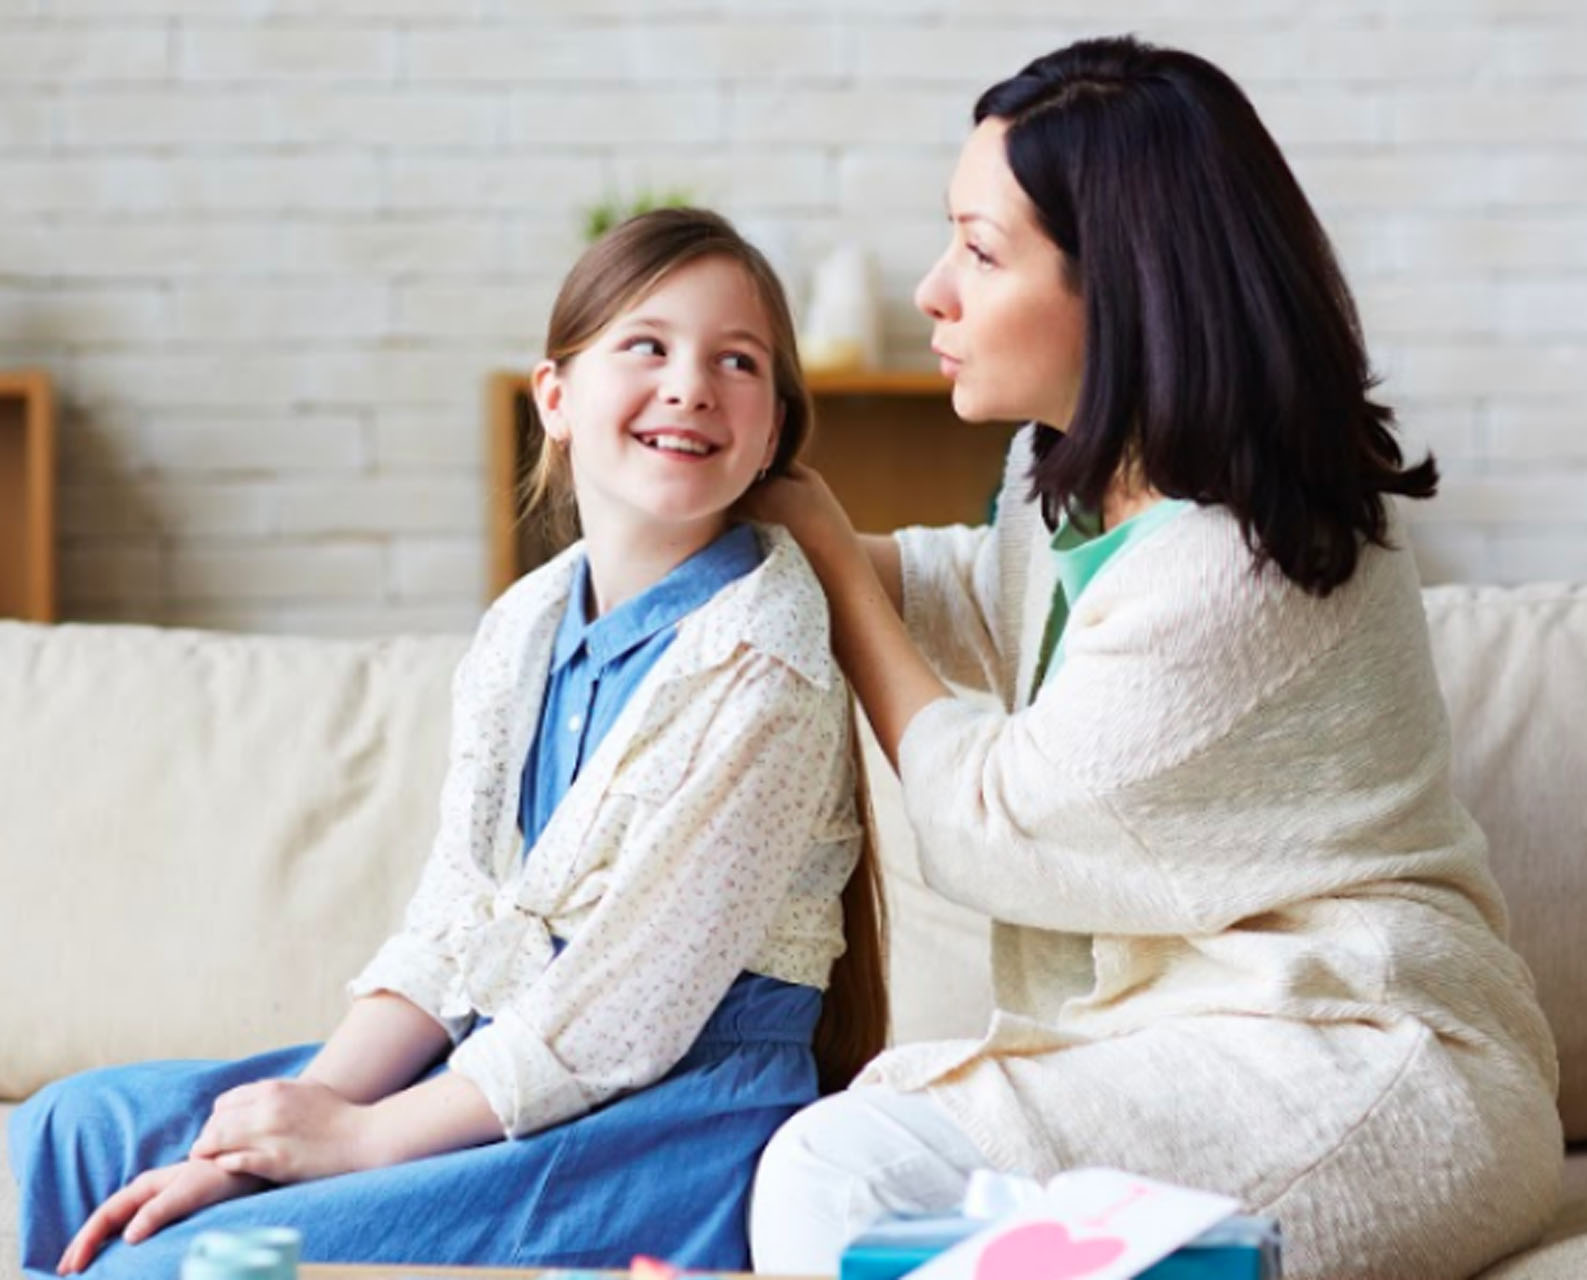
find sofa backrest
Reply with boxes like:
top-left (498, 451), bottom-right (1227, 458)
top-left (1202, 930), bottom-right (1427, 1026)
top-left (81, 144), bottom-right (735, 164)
top-left (1423, 584), bottom-right (1587, 1141)
top-left (0, 622), bottom-right (464, 1100)
top-left (2, 585), bottom-right (1583, 1143)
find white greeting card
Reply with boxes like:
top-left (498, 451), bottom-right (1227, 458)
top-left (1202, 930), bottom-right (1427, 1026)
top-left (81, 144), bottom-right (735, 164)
top-left (906, 1168), bottom-right (1240, 1280)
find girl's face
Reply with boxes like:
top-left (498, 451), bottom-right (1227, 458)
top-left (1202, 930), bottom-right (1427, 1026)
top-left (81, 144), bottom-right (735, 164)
top-left (915, 118), bottom-right (1087, 431)
top-left (534, 255), bottom-right (784, 545)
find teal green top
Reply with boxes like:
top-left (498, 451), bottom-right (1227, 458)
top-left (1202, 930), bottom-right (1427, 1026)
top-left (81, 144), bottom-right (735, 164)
top-left (1029, 498), bottom-right (1193, 698)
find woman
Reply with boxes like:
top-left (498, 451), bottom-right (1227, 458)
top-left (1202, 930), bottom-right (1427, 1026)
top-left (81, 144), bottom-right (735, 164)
top-left (748, 36), bottom-right (1560, 1280)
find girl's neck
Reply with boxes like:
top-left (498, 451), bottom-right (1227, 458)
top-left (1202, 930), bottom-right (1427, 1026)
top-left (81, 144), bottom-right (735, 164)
top-left (580, 513), bottom-right (731, 619)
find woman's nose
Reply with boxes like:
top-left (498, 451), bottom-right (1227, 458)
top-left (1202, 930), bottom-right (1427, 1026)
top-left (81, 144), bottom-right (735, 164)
top-left (914, 253), bottom-right (957, 322)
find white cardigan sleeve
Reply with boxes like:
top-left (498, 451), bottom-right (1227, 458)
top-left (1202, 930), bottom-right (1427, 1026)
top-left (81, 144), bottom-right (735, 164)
top-left (447, 653), bottom-right (854, 1139)
top-left (895, 522), bottom-right (1004, 694)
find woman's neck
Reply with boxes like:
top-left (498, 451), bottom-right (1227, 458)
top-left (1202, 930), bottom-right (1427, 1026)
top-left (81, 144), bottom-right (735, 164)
top-left (579, 514), bottom-right (731, 619)
top-left (1101, 468), bottom-right (1161, 533)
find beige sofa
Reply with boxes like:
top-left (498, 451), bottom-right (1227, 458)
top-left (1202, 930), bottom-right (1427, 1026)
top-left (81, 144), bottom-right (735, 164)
top-left (2, 582), bottom-right (1584, 1278)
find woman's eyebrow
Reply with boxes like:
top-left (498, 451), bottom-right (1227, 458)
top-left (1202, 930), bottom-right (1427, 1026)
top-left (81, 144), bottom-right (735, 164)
top-left (943, 195), bottom-right (1006, 235)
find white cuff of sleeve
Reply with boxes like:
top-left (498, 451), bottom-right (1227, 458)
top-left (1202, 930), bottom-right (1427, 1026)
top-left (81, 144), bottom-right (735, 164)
top-left (447, 1009), bottom-right (590, 1140)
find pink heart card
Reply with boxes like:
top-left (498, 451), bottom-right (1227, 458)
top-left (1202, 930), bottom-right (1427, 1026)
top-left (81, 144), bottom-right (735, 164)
top-left (908, 1168), bottom-right (1239, 1280)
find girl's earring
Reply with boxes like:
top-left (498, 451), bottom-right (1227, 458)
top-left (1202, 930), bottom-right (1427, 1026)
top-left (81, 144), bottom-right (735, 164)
top-left (755, 467), bottom-right (770, 483)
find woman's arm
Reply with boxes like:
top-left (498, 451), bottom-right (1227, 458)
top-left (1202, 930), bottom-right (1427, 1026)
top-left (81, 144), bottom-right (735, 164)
top-left (859, 532), bottom-right (904, 614)
top-left (747, 466), bottom-right (951, 764)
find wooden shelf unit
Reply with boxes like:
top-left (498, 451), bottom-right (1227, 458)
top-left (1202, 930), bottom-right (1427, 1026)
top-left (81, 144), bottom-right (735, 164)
top-left (0, 369), bottom-right (57, 623)
top-left (485, 368), bottom-right (1015, 596)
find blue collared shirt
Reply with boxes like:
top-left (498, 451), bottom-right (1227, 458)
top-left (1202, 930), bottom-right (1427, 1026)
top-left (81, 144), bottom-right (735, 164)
top-left (519, 522), bottom-right (764, 849)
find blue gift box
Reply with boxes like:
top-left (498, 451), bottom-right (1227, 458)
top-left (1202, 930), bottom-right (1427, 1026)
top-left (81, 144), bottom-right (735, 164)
top-left (839, 1212), bottom-right (1281, 1280)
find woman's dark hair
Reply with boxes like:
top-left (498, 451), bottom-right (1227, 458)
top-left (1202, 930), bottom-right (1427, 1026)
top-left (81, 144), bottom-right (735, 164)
top-left (976, 35), bottom-right (1436, 595)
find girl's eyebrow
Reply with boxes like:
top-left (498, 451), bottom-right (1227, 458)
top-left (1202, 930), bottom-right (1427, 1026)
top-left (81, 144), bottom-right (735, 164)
top-left (619, 316), bottom-right (772, 355)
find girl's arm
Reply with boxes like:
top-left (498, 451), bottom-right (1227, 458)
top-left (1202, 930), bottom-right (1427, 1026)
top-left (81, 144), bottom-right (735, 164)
top-left (189, 1065), bottom-right (501, 1184)
top-left (198, 651), bottom-right (856, 1165)
top-left (446, 654), bottom-right (856, 1140)
top-left (298, 991), bottom-right (452, 1104)
top-left (346, 592), bottom-right (531, 1045)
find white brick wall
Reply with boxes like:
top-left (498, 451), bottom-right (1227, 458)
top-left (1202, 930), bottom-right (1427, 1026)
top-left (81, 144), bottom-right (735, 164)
top-left (1, 2), bottom-right (1583, 633)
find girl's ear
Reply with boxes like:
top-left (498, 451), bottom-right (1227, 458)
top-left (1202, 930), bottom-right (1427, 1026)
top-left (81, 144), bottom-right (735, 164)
top-left (531, 359), bottom-right (570, 444)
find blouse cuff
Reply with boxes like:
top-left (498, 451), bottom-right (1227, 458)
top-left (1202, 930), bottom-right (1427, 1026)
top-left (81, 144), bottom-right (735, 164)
top-left (447, 1010), bottom-right (590, 1139)
top-left (347, 933), bottom-right (474, 1044)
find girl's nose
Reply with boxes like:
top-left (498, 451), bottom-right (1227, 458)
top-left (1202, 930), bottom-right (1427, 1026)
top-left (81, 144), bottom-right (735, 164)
top-left (914, 251), bottom-right (958, 322)
top-left (662, 361), bottom-right (714, 411)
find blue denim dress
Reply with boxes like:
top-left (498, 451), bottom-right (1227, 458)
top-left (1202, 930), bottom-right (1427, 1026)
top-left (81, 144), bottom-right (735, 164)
top-left (9, 525), bottom-right (822, 1276)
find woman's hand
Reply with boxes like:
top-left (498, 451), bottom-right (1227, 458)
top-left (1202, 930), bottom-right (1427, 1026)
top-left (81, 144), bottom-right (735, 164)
top-left (57, 1159), bottom-right (264, 1275)
top-left (741, 464), bottom-right (863, 575)
top-left (747, 466), bottom-right (949, 760)
top-left (189, 1078), bottom-right (382, 1184)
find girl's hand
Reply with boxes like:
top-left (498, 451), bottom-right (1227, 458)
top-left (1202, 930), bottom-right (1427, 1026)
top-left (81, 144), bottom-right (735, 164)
top-left (740, 463), bottom-right (862, 571)
top-left (57, 1159), bottom-right (263, 1274)
top-left (189, 1078), bottom-right (381, 1183)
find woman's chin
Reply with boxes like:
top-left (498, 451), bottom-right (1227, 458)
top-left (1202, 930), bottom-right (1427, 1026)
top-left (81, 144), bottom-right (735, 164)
top-left (949, 383), bottom-right (999, 424)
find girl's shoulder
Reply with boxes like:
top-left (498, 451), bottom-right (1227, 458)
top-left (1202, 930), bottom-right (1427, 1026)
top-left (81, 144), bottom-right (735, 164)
top-left (488, 540), bottom-right (585, 619)
top-left (458, 541), bottom-right (585, 670)
top-left (678, 524), bottom-right (842, 695)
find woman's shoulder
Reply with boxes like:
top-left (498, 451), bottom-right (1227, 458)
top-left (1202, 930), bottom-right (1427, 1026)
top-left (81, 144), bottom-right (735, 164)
top-left (1081, 501), bottom-right (1426, 686)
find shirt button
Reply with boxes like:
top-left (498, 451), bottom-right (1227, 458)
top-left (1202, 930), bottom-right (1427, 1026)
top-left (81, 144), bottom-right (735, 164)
top-left (568, 714), bottom-right (583, 733)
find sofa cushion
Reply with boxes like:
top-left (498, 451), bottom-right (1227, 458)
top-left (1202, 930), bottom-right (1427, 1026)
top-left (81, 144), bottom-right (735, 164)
top-left (1423, 585), bottom-right (1587, 1142)
top-left (0, 622), bottom-right (466, 1100)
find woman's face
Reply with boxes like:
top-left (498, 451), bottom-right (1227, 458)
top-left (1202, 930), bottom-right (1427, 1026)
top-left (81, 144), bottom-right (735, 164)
top-left (915, 118), bottom-right (1087, 431)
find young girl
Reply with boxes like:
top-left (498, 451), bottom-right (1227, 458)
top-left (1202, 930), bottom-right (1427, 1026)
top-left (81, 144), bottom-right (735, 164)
top-left (10, 207), bottom-right (886, 1277)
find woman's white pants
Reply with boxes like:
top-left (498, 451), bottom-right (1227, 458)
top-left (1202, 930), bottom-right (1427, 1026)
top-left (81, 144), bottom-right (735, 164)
top-left (749, 1086), bottom-right (989, 1276)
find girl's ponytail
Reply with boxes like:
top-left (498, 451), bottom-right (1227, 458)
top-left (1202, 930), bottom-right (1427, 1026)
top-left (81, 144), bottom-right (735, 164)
top-left (812, 719), bottom-right (889, 1094)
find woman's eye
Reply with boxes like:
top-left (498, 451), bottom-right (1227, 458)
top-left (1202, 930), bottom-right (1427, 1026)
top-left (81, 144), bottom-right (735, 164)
top-left (624, 337), bottom-right (664, 356)
top-left (966, 241), bottom-right (995, 268)
top-left (720, 351), bottom-right (759, 374)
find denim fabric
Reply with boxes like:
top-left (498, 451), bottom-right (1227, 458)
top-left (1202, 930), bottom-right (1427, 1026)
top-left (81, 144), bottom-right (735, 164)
top-left (9, 970), bottom-right (820, 1276)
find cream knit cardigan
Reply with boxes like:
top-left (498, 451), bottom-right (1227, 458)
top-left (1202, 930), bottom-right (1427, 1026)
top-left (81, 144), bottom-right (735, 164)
top-left (857, 428), bottom-right (1562, 1280)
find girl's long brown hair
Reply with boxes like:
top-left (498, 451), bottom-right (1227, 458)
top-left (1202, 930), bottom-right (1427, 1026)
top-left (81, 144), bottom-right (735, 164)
top-left (523, 207), bottom-right (889, 1092)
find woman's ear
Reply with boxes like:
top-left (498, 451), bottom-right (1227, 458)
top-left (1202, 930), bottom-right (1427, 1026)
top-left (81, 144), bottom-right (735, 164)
top-left (531, 359), bottom-right (570, 445)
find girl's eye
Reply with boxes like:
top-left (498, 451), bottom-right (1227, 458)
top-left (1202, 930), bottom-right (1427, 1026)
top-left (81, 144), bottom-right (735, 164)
top-left (720, 351), bottom-right (759, 374)
top-left (966, 241), bottom-right (995, 269)
top-left (624, 337), bottom-right (664, 356)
